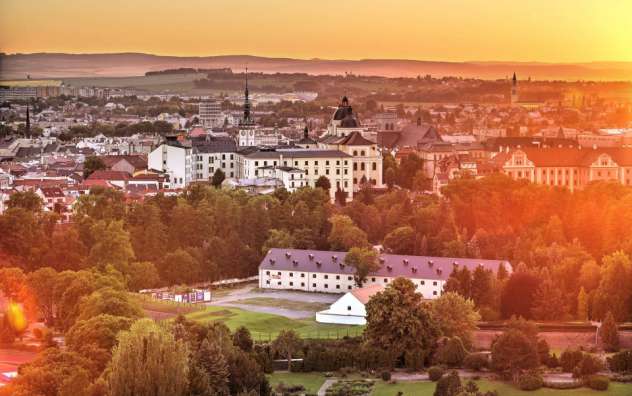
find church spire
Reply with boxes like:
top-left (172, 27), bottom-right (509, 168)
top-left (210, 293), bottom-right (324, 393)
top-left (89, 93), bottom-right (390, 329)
top-left (26, 102), bottom-right (30, 137)
top-left (242, 67), bottom-right (252, 124)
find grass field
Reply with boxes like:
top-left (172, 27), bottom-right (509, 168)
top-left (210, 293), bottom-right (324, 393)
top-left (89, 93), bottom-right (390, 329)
top-left (372, 379), bottom-right (632, 396)
top-left (184, 305), bottom-right (363, 340)
top-left (267, 372), bottom-right (327, 394)
top-left (232, 297), bottom-right (330, 312)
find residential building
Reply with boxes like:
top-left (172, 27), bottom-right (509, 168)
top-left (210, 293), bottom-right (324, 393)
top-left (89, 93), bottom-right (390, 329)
top-left (236, 148), bottom-right (354, 201)
top-left (259, 248), bottom-right (510, 296)
top-left (198, 99), bottom-right (223, 128)
top-left (147, 139), bottom-right (191, 188)
top-left (492, 147), bottom-right (632, 191)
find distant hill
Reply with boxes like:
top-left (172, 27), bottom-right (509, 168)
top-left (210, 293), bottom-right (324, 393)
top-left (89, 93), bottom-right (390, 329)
top-left (1, 52), bottom-right (631, 81)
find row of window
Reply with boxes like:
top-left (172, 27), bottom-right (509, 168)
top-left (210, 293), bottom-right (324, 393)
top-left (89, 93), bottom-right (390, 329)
top-left (264, 280), bottom-right (440, 295)
top-left (352, 163), bottom-right (378, 171)
top-left (254, 159), bottom-right (349, 167)
top-left (265, 271), bottom-right (439, 287)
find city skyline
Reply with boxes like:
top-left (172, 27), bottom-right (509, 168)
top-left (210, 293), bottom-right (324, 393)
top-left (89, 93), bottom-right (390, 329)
top-left (1, 0), bottom-right (631, 63)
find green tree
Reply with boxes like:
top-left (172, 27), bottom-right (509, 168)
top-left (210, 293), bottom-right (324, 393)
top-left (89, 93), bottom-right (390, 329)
top-left (315, 175), bottom-right (331, 192)
top-left (126, 261), bottom-right (160, 291)
top-left (83, 156), bottom-right (106, 178)
top-left (26, 267), bottom-right (59, 325)
top-left (271, 330), bottom-right (302, 371)
top-left (327, 215), bottom-right (369, 251)
top-left (344, 247), bottom-right (380, 287)
top-left (77, 287), bottom-right (143, 323)
top-left (431, 292), bottom-right (480, 347)
top-left (106, 319), bottom-right (190, 396)
top-left (66, 314), bottom-right (134, 372)
top-left (7, 190), bottom-right (43, 212)
top-left (577, 287), bottom-right (589, 321)
top-left (261, 229), bottom-right (294, 255)
top-left (592, 251), bottom-right (632, 321)
top-left (531, 273), bottom-right (569, 320)
top-left (191, 338), bottom-right (230, 395)
top-left (491, 329), bottom-right (539, 379)
top-left (600, 311), bottom-right (620, 352)
top-left (87, 220), bottom-right (135, 274)
top-left (0, 267), bottom-right (26, 300)
top-left (211, 169), bottom-right (226, 188)
top-left (383, 226), bottom-right (416, 254)
top-left (233, 326), bottom-right (253, 352)
top-left (158, 249), bottom-right (201, 286)
top-left (365, 278), bottom-right (440, 369)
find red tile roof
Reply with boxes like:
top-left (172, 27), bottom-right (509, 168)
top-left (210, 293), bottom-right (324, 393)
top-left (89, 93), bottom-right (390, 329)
top-left (350, 284), bottom-right (385, 304)
top-left (87, 170), bottom-right (130, 181)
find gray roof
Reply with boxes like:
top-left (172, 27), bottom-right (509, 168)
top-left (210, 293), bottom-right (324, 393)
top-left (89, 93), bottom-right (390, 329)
top-left (244, 149), bottom-right (351, 159)
top-left (260, 248), bottom-right (511, 281)
top-left (193, 138), bottom-right (237, 153)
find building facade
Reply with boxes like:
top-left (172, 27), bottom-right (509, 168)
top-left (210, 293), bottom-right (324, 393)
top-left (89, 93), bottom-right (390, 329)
top-left (259, 248), bottom-right (510, 298)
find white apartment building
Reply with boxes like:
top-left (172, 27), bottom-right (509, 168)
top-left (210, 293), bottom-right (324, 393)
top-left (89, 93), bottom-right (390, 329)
top-left (236, 148), bottom-right (354, 201)
top-left (149, 137), bottom-right (238, 187)
top-left (148, 141), bottom-right (191, 188)
top-left (238, 125), bottom-right (283, 147)
top-left (198, 99), bottom-right (223, 128)
top-left (259, 166), bottom-right (307, 192)
top-left (259, 248), bottom-right (510, 298)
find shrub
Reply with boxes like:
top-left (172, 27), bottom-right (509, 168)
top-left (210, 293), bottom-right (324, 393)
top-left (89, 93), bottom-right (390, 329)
top-left (428, 366), bottom-right (445, 381)
top-left (560, 349), bottom-right (584, 372)
top-left (435, 337), bottom-right (468, 367)
top-left (611, 373), bottom-right (632, 383)
top-left (545, 353), bottom-right (559, 368)
top-left (601, 312), bottom-right (620, 352)
top-left (607, 350), bottom-right (632, 373)
top-left (586, 375), bottom-right (609, 391)
top-left (380, 371), bottom-right (391, 381)
top-left (543, 381), bottom-right (582, 390)
top-left (434, 371), bottom-right (462, 396)
top-left (463, 353), bottom-right (488, 371)
top-left (516, 371), bottom-right (544, 391)
top-left (572, 354), bottom-right (603, 378)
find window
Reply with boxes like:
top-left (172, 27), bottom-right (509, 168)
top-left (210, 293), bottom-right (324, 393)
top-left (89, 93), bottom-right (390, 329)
top-left (277, 281), bottom-right (282, 285)
top-left (326, 161), bottom-right (330, 165)
top-left (289, 273), bottom-right (293, 277)
top-left (433, 281), bottom-right (437, 286)
top-left (312, 283), bottom-right (316, 288)
top-left (336, 275), bottom-right (340, 280)
top-left (324, 284), bottom-right (328, 289)
top-left (433, 291), bottom-right (438, 296)
top-left (353, 150), bottom-right (358, 156)
top-left (266, 280), bottom-right (270, 284)
top-left (348, 276), bottom-right (352, 281)
top-left (301, 273), bottom-right (305, 278)
top-left (266, 271), bottom-right (270, 275)
top-left (312, 274), bottom-right (316, 278)
top-left (361, 163), bottom-right (365, 171)
top-left (289, 282), bottom-right (293, 286)
top-left (324, 275), bottom-right (329, 279)
top-left (348, 285), bottom-right (352, 290)
top-left (420, 280), bottom-right (425, 285)
top-left (277, 272), bottom-right (281, 275)
top-left (372, 163), bottom-right (376, 171)
top-left (347, 306), bottom-right (352, 311)
top-left (336, 285), bottom-right (340, 289)
top-left (301, 282), bottom-right (305, 287)
top-left (361, 150), bottom-right (365, 156)
top-left (384, 278), bottom-right (388, 283)
top-left (371, 277), bottom-right (376, 282)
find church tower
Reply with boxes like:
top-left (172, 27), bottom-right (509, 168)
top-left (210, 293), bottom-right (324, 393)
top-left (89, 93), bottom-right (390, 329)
top-left (238, 67), bottom-right (257, 146)
top-left (510, 72), bottom-right (518, 105)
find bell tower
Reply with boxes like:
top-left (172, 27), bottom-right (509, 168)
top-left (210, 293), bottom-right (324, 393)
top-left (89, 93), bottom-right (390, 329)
top-left (511, 72), bottom-right (518, 105)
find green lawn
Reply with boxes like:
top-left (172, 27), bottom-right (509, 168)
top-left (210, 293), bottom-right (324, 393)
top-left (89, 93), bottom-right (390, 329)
top-left (372, 379), bottom-right (632, 396)
top-left (267, 372), bottom-right (326, 394)
top-left (232, 297), bottom-right (330, 312)
top-left (184, 305), bottom-right (364, 340)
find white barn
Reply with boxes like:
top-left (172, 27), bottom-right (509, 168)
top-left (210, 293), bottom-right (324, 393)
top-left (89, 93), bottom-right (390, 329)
top-left (258, 249), bottom-right (511, 299)
top-left (316, 284), bottom-right (384, 325)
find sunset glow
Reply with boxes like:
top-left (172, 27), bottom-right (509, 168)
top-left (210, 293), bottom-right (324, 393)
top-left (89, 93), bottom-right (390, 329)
top-left (1, 0), bottom-right (631, 62)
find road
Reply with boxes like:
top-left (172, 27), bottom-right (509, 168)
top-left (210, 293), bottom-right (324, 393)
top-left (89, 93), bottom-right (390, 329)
top-left (207, 285), bottom-right (340, 319)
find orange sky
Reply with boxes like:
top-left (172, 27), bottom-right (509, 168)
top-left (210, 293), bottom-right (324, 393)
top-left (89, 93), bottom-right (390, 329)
top-left (0, 0), bottom-right (630, 62)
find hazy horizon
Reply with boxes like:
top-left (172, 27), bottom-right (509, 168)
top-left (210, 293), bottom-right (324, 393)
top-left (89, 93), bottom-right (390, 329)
top-left (1, 0), bottom-right (631, 64)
